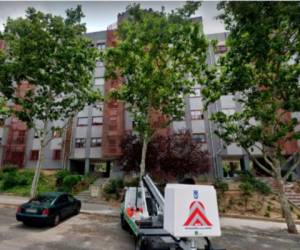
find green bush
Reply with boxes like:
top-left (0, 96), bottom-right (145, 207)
top-left (103, 178), bottom-right (124, 200)
top-left (2, 165), bottom-right (18, 173)
top-left (56, 171), bottom-right (82, 192)
top-left (239, 171), bottom-right (271, 195)
top-left (63, 175), bottom-right (81, 187)
top-left (1, 169), bottom-right (35, 190)
top-left (17, 175), bottom-right (30, 186)
top-left (55, 170), bottom-right (71, 187)
top-left (1, 172), bottom-right (18, 190)
top-left (239, 182), bottom-right (255, 196)
top-left (213, 179), bottom-right (229, 194)
top-left (254, 180), bottom-right (271, 195)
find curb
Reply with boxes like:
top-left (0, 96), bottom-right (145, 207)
top-left (80, 209), bottom-right (119, 218)
top-left (221, 214), bottom-right (300, 225)
top-left (0, 203), bottom-right (18, 209)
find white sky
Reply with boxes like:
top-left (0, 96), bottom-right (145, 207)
top-left (0, 1), bottom-right (225, 34)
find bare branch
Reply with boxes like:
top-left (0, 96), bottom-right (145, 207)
top-left (244, 147), bottom-right (274, 176)
top-left (42, 118), bottom-right (73, 147)
top-left (283, 152), bottom-right (300, 181)
top-left (282, 152), bottom-right (299, 169)
top-left (251, 143), bottom-right (276, 171)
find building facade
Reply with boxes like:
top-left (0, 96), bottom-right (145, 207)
top-left (1, 18), bottom-right (299, 179)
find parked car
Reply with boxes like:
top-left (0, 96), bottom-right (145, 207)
top-left (16, 192), bottom-right (81, 226)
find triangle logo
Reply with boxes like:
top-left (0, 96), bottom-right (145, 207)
top-left (183, 201), bottom-right (213, 227)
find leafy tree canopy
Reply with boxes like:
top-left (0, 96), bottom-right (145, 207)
top-left (103, 2), bottom-right (208, 138)
top-left (120, 130), bottom-right (210, 179)
top-left (0, 5), bottom-right (101, 128)
top-left (202, 1), bottom-right (300, 160)
top-left (201, 1), bottom-right (300, 234)
top-left (0, 5), bottom-right (101, 198)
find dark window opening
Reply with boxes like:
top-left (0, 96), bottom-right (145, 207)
top-left (91, 138), bottom-right (102, 147)
top-left (53, 149), bottom-right (61, 160)
top-left (30, 150), bottom-right (39, 161)
top-left (75, 138), bottom-right (86, 148)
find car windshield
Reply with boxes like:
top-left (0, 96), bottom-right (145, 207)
top-left (30, 195), bottom-right (55, 204)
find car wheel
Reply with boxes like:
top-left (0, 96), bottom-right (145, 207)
top-left (52, 214), bottom-right (60, 227)
top-left (74, 205), bottom-right (81, 215)
top-left (22, 221), bottom-right (30, 226)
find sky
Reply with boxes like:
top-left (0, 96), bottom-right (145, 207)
top-left (0, 1), bottom-right (225, 34)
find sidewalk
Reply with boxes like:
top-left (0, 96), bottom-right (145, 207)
top-left (221, 217), bottom-right (300, 232)
top-left (0, 194), bottom-right (119, 217)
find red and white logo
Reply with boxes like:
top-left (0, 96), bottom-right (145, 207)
top-left (183, 201), bottom-right (213, 227)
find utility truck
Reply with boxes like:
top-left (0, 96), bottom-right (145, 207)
top-left (120, 175), bottom-right (224, 250)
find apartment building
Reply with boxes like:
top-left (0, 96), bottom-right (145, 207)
top-left (1, 16), bottom-right (299, 179)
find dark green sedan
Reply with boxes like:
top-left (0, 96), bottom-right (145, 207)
top-left (16, 192), bottom-right (81, 226)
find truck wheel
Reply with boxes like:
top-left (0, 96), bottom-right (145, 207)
top-left (135, 237), bottom-right (148, 250)
top-left (120, 214), bottom-right (129, 231)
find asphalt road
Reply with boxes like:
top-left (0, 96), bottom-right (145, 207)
top-left (0, 205), bottom-right (299, 250)
top-left (0, 205), bottom-right (134, 250)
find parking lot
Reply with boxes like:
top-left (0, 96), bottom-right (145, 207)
top-left (0, 205), bottom-right (300, 250)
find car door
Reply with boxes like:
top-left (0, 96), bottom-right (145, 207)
top-left (55, 195), bottom-right (69, 218)
top-left (66, 195), bottom-right (76, 216)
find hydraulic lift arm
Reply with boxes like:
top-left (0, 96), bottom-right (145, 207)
top-left (142, 174), bottom-right (165, 213)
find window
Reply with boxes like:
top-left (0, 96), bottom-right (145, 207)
top-left (95, 78), bottom-right (104, 86)
top-left (216, 45), bottom-right (227, 54)
top-left (92, 116), bottom-right (103, 125)
top-left (190, 88), bottom-right (201, 97)
top-left (77, 117), bottom-right (88, 126)
top-left (191, 110), bottom-right (204, 120)
top-left (75, 138), bottom-right (86, 148)
top-left (30, 150), bottom-right (39, 161)
top-left (192, 133), bottom-right (206, 143)
top-left (53, 149), bottom-right (61, 160)
top-left (52, 130), bottom-right (61, 138)
top-left (91, 138), bottom-right (102, 147)
top-left (93, 103), bottom-right (103, 112)
top-left (34, 132), bottom-right (39, 139)
top-left (0, 118), bottom-right (4, 126)
top-left (97, 43), bottom-right (106, 50)
top-left (12, 131), bottom-right (26, 144)
top-left (68, 195), bottom-right (75, 203)
top-left (56, 195), bottom-right (68, 204)
top-left (222, 109), bottom-right (236, 116)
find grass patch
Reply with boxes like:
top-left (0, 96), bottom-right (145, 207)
top-left (0, 167), bottom-right (101, 197)
top-left (0, 168), bottom-right (56, 196)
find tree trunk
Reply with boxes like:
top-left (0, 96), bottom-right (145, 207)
top-left (30, 143), bottom-right (45, 198)
top-left (30, 123), bottom-right (47, 198)
top-left (139, 135), bottom-right (148, 180)
top-left (276, 173), bottom-right (298, 234)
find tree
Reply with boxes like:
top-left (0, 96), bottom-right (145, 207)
top-left (120, 130), bottom-right (211, 180)
top-left (0, 6), bottom-right (100, 197)
top-left (0, 48), bottom-right (11, 117)
top-left (102, 2), bottom-right (209, 179)
top-left (202, 1), bottom-right (300, 233)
